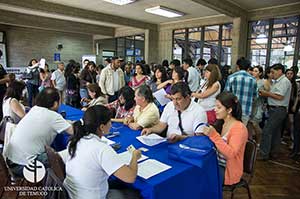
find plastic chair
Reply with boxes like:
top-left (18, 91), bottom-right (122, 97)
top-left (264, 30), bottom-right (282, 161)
top-left (223, 139), bottom-right (257, 199)
top-left (45, 146), bottom-right (66, 182)
top-left (43, 168), bottom-right (69, 199)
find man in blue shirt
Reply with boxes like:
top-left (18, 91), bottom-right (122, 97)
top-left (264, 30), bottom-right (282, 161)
top-left (225, 57), bottom-right (257, 126)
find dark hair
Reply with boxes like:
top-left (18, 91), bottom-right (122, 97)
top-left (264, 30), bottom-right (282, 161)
top-left (162, 59), bottom-right (169, 67)
top-left (153, 65), bottom-right (168, 83)
top-left (271, 63), bottom-right (285, 73)
top-left (35, 87), bottom-right (60, 108)
top-left (196, 58), bottom-right (207, 66)
top-left (111, 56), bottom-right (119, 61)
top-left (208, 58), bottom-right (218, 65)
top-left (216, 91), bottom-right (242, 121)
top-left (65, 62), bottom-right (75, 78)
top-left (141, 60), bottom-right (146, 65)
top-left (134, 63), bottom-right (146, 76)
top-left (143, 64), bottom-right (151, 76)
top-left (236, 57), bottom-right (251, 71)
top-left (97, 64), bottom-right (105, 71)
top-left (87, 61), bottom-right (96, 69)
top-left (4, 81), bottom-right (25, 101)
top-left (170, 59), bottom-right (181, 67)
top-left (182, 58), bottom-right (193, 67)
top-left (264, 67), bottom-right (271, 79)
top-left (253, 65), bottom-right (264, 79)
top-left (136, 85), bottom-right (154, 103)
top-left (285, 69), bottom-right (297, 98)
top-left (118, 86), bottom-right (135, 111)
top-left (87, 83), bottom-right (105, 98)
top-left (105, 58), bottom-right (111, 63)
top-left (173, 66), bottom-right (185, 80)
top-left (170, 82), bottom-right (191, 97)
top-left (69, 105), bottom-right (112, 158)
top-left (28, 59), bottom-right (38, 66)
top-left (205, 64), bottom-right (221, 88)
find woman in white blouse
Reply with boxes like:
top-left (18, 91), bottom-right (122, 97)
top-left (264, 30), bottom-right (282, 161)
top-left (192, 64), bottom-right (221, 124)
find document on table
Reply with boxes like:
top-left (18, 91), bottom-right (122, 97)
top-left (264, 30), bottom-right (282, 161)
top-left (136, 134), bottom-right (167, 146)
top-left (138, 159), bottom-right (172, 179)
top-left (153, 89), bottom-right (170, 106)
top-left (118, 151), bottom-right (148, 165)
top-left (100, 136), bottom-right (115, 145)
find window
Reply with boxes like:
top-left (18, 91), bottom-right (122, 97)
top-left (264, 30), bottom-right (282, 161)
top-left (172, 23), bottom-right (233, 66)
top-left (116, 35), bottom-right (144, 63)
top-left (248, 16), bottom-right (300, 69)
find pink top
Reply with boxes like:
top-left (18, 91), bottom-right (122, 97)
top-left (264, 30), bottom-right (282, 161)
top-left (129, 76), bottom-right (149, 90)
top-left (209, 121), bottom-right (248, 185)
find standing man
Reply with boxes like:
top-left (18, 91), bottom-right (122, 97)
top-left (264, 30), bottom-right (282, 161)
top-left (141, 82), bottom-right (207, 142)
top-left (51, 61), bottom-right (66, 104)
top-left (182, 58), bottom-right (200, 92)
top-left (258, 64), bottom-right (291, 160)
top-left (99, 57), bottom-right (125, 103)
top-left (225, 57), bottom-right (257, 125)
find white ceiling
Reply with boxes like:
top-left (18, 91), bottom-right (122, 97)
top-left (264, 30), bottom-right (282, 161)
top-left (42, 0), bottom-right (220, 24)
top-left (229, 0), bottom-right (300, 10)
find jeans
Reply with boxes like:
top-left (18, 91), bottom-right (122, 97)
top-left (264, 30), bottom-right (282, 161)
top-left (260, 107), bottom-right (287, 158)
top-left (26, 82), bottom-right (39, 107)
top-left (80, 88), bottom-right (88, 106)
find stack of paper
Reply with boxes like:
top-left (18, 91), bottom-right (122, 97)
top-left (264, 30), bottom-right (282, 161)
top-left (118, 151), bottom-right (148, 165)
top-left (136, 134), bottom-right (166, 146)
top-left (138, 159), bottom-right (171, 179)
top-left (100, 136), bottom-right (115, 145)
top-left (153, 89), bottom-right (170, 106)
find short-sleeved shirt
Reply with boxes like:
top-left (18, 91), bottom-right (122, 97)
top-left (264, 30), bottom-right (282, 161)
top-left (225, 70), bottom-right (257, 116)
top-left (106, 100), bottom-right (135, 119)
top-left (51, 69), bottom-right (66, 91)
top-left (64, 134), bottom-right (124, 199)
top-left (187, 67), bottom-right (200, 92)
top-left (268, 75), bottom-right (291, 107)
top-left (133, 102), bottom-right (159, 128)
top-left (160, 100), bottom-right (207, 137)
top-left (6, 106), bottom-right (71, 165)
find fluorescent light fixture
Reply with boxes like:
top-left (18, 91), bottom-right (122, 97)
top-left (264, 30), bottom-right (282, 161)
top-left (145, 6), bottom-right (184, 18)
top-left (103, 0), bottom-right (135, 5)
top-left (256, 33), bottom-right (268, 44)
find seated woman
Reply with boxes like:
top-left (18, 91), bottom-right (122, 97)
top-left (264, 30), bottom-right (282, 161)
top-left (64, 105), bottom-right (141, 199)
top-left (2, 80), bottom-right (26, 123)
top-left (148, 65), bottom-right (168, 92)
top-left (106, 86), bottom-right (136, 123)
top-left (203, 92), bottom-right (248, 185)
top-left (81, 83), bottom-right (108, 111)
top-left (129, 63), bottom-right (149, 90)
top-left (191, 64), bottom-right (221, 124)
top-left (124, 85), bottom-right (160, 130)
top-left (157, 66), bottom-right (185, 98)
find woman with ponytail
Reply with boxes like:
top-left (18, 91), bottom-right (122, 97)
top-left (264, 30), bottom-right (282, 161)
top-left (64, 105), bottom-right (141, 199)
top-left (203, 92), bottom-right (248, 185)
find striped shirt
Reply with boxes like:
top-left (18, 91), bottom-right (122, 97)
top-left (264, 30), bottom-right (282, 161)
top-left (225, 70), bottom-right (257, 116)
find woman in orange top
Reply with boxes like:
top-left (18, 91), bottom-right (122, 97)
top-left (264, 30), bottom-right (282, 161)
top-left (203, 91), bottom-right (248, 185)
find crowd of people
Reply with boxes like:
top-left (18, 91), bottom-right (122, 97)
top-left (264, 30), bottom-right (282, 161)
top-left (0, 51), bottom-right (299, 198)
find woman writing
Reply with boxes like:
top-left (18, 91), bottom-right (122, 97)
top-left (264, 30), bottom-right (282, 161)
top-left (64, 105), bottom-right (141, 199)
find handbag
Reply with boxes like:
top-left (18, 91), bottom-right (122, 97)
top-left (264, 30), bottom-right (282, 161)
top-left (168, 136), bottom-right (216, 168)
top-left (0, 116), bottom-right (15, 142)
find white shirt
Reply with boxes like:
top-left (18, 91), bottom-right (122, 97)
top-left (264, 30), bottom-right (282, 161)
top-left (160, 100), bottom-right (207, 137)
top-left (51, 69), bottom-right (66, 91)
top-left (187, 67), bottom-right (200, 92)
top-left (198, 81), bottom-right (221, 111)
top-left (64, 134), bottom-right (124, 199)
top-left (113, 69), bottom-right (120, 92)
top-left (2, 97), bottom-right (25, 123)
top-left (6, 106), bottom-right (71, 165)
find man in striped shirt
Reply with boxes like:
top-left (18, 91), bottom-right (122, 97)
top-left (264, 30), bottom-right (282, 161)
top-left (225, 57), bottom-right (257, 126)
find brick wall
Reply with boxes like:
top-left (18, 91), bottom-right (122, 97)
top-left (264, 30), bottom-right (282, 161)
top-left (1, 25), bottom-right (93, 69)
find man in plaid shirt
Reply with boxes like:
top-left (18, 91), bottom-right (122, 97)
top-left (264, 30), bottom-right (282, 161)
top-left (225, 57), bottom-right (257, 126)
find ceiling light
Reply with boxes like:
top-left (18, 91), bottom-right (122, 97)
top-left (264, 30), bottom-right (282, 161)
top-left (103, 0), bottom-right (135, 5)
top-left (145, 6), bottom-right (184, 18)
top-left (256, 34), bottom-right (268, 44)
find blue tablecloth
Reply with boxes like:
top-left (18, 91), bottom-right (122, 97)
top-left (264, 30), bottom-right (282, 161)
top-left (53, 105), bottom-right (222, 199)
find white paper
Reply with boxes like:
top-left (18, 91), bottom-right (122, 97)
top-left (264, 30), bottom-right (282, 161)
top-left (136, 134), bottom-right (166, 146)
top-left (100, 136), bottom-right (115, 145)
top-left (138, 159), bottom-right (171, 179)
top-left (153, 89), bottom-right (171, 106)
top-left (39, 58), bottom-right (46, 69)
top-left (118, 151), bottom-right (148, 165)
